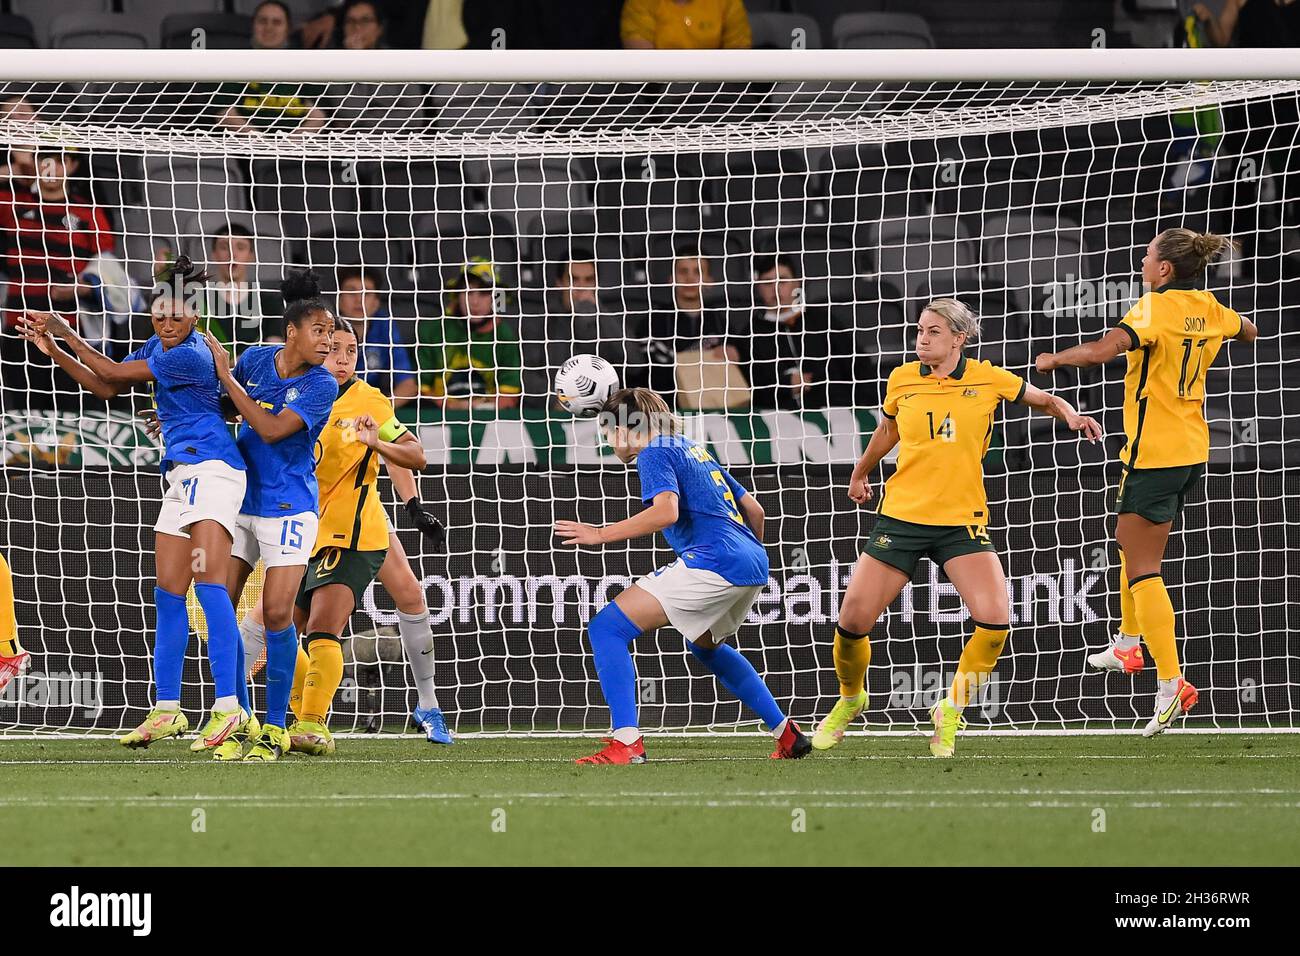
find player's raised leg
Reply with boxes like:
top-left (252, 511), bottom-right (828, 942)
top-left (0, 551), bottom-right (31, 694)
top-left (938, 551), bottom-right (1013, 758)
top-left (813, 554), bottom-right (907, 751)
top-left (1088, 547), bottom-right (1147, 674)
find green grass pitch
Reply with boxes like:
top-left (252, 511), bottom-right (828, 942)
top-left (2, 733), bottom-right (1297, 866)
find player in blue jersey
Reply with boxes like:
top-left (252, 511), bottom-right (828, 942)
top-left (17, 256), bottom-right (249, 748)
top-left (555, 387), bottom-right (811, 764)
top-left (201, 270), bottom-right (338, 761)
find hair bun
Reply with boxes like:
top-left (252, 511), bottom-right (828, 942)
top-left (281, 269), bottom-right (322, 306)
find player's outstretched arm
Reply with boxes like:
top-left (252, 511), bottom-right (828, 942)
top-left (19, 310), bottom-right (151, 394)
top-left (1235, 316), bottom-right (1259, 343)
top-left (202, 331), bottom-right (304, 443)
top-left (1034, 327), bottom-right (1129, 373)
top-left (1018, 384), bottom-right (1103, 442)
top-left (555, 491), bottom-right (679, 547)
top-left (16, 312), bottom-right (122, 400)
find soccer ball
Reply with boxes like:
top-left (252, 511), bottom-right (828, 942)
top-left (554, 354), bottom-right (619, 418)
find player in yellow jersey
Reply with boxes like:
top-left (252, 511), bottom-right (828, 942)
top-left (1036, 229), bottom-right (1257, 737)
top-left (0, 551), bottom-right (31, 693)
top-left (813, 299), bottom-right (1101, 757)
top-left (231, 317), bottom-right (442, 757)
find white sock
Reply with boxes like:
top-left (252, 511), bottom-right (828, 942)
top-left (213, 695), bottom-right (237, 712)
top-left (770, 717), bottom-right (789, 739)
top-left (155, 700), bottom-right (180, 711)
top-left (611, 726), bottom-right (642, 745)
top-left (1157, 677), bottom-right (1181, 700)
top-left (1114, 632), bottom-right (1141, 650)
top-left (397, 608), bottom-right (439, 711)
top-left (240, 617), bottom-right (266, 676)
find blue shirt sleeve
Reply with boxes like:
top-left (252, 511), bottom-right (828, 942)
top-left (636, 445), bottom-right (680, 503)
top-left (286, 371), bottom-right (338, 430)
top-left (124, 338), bottom-right (155, 364)
top-left (147, 342), bottom-right (215, 388)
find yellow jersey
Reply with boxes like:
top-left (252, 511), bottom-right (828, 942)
top-left (312, 378), bottom-right (409, 554)
top-left (879, 356), bottom-right (1025, 527)
top-left (620, 0), bottom-right (752, 49)
top-left (1116, 282), bottom-right (1243, 469)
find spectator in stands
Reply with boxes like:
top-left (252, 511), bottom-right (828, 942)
top-left (745, 254), bottom-right (839, 411)
top-left (621, 0), bottom-right (752, 49)
top-left (338, 0), bottom-right (390, 49)
top-left (0, 148), bottom-right (116, 411)
top-left (417, 258), bottom-right (523, 411)
top-left (300, 0), bottom-right (429, 49)
top-left (0, 96), bottom-right (37, 197)
top-left (643, 243), bottom-right (743, 407)
top-left (216, 70), bottom-right (326, 132)
top-left (251, 0), bottom-right (296, 50)
top-left (337, 266), bottom-right (418, 406)
top-left (202, 224), bottom-right (279, 353)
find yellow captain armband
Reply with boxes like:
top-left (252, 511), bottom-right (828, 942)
top-left (378, 416), bottom-right (408, 442)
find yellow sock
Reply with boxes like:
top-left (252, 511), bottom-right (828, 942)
top-left (950, 623), bottom-right (1010, 710)
top-left (1131, 575), bottom-right (1180, 680)
top-left (832, 626), bottom-right (871, 698)
top-left (288, 644), bottom-right (310, 723)
top-left (301, 634), bottom-right (344, 725)
top-left (0, 552), bottom-right (23, 659)
top-left (1118, 551), bottom-right (1140, 637)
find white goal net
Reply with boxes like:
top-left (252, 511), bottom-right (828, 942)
top-left (1, 52), bottom-right (1297, 735)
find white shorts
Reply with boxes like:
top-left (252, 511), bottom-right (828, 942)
top-left (637, 560), bottom-right (763, 643)
top-left (155, 460), bottom-right (245, 539)
top-left (231, 511), bottom-right (319, 569)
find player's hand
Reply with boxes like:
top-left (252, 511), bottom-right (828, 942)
top-left (15, 312), bottom-right (54, 355)
top-left (300, 12), bottom-right (336, 48)
top-left (202, 332), bottom-right (232, 378)
top-left (1034, 352), bottom-right (1058, 374)
top-left (848, 476), bottom-right (873, 505)
top-left (353, 414), bottom-right (379, 448)
top-left (138, 409), bottom-right (162, 440)
top-left (554, 521), bottom-right (603, 547)
top-left (1067, 413), bottom-right (1103, 443)
top-left (404, 498), bottom-right (447, 552)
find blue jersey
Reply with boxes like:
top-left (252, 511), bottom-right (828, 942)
top-left (125, 331), bottom-right (244, 476)
top-left (232, 345), bottom-right (338, 517)
top-left (635, 434), bottom-right (768, 586)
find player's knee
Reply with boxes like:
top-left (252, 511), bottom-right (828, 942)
top-left (837, 606), bottom-right (878, 635)
top-left (264, 606), bottom-right (295, 633)
top-left (389, 572), bottom-right (425, 614)
top-left (589, 601), bottom-right (641, 647)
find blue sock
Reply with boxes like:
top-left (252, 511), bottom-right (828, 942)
top-left (194, 582), bottom-right (240, 704)
top-left (234, 630), bottom-right (250, 713)
top-left (153, 587), bottom-right (189, 704)
top-left (264, 624), bottom-right (298, 729)
top-left (688, 640), bottom-right (786, 730)
top-left (588, 602), bottom-right (642, 731)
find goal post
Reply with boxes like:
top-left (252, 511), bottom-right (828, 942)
top-left (0, 49), bottom-right (1296, 736)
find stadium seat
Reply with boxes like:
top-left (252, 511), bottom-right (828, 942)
top-left (249, 159), bottom-right (359, 241)
top-left (50, 12), bottom-right (149, 48)
top-left (0, 14), bottom-right (36, 48)
top-left (867, 214), bottom-right (980, 307)
top-left (142, 156), bottom-right (249, 242)
top-left (427, 82), bottom-right (536, 135)
top-left (326, 81), bottom-right (428, 133)
top-left (790, 0), bottom-right (886, 43)
top-left (981, 212), bottom-right (1089, 329)
top-left (833, 13), bottom-right (935, 49)
top-left (9, 0), bottom-right (108, 48)
top-left (748, 12), bottom-right (822, 50)
top-left (160, 13), bottom-right (253, 49)
top-left (122, 0), bottom-right (224, 50)
top-left (821, 145), bottom-right (927, 247)
top-left (481, 158), bottom-right (592, 239)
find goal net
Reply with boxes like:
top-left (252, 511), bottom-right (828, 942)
top-left (1, 51), bottom-right (1297, 735)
